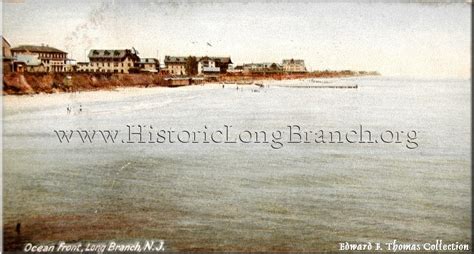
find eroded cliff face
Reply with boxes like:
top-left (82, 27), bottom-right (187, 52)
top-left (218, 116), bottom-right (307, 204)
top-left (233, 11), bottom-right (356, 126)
top-left (3, 72), bottom-right (166, 95)
top-left (3, 73), bottom-right (34, 94)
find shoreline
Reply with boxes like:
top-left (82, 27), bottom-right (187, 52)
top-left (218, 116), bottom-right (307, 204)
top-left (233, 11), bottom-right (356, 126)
top-left (2, 71), bottom-right (379, 96)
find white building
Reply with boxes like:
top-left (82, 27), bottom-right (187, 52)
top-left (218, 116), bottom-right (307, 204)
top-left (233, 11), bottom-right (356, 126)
top-left (65, 59), bottom-right (77, 72)
top-left (282, 59), bottom-right (307, 73)
top-left (197, 57), bottom-right (220, 75)
top-left (10, 44), bottom-right (68, 72)
top-left (13, 54), bottom-right (46, 72)
top-left (243, 62), bottom-right (281, 72)
top-left (227, 64), bottom-right (244, 73)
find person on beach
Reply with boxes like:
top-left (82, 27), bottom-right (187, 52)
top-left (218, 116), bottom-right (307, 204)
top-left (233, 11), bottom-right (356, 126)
top-left (79, 104), bottom-right (82, 113)
top-left (67, 105), bottom-right (71, 114)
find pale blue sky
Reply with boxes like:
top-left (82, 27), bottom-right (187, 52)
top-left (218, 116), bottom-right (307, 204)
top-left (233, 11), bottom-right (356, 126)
top-left (2, 0), bottom-right (472, 79)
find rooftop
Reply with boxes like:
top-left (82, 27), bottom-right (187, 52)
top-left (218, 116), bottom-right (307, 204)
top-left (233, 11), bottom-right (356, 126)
top-left (164, 56), bottom-right (188, 63)
top-left (2, 36), bottom-right (11, 47)
top-left (282, 59), bottom-right (305, 64)
top-left (14, 54), bottom-right (43, 66)
top-left (88, 49), bottom-right (138, 59)
top-left (198, 56), bottom-right (232, 64)
top-left (140, 58), bottom-right (159, 64)
top-left (11, 45), bottom-right (67, 54)
top-left (165, 56), bottom-right (232, 64)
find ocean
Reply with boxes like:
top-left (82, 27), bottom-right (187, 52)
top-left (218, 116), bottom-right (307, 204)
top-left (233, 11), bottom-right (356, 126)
top-left (3, 77), bottom-right (471, 251)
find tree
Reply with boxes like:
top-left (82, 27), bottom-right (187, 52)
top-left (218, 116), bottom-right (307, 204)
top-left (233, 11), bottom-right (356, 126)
top-left (185, 56), bottom-right (198, 76)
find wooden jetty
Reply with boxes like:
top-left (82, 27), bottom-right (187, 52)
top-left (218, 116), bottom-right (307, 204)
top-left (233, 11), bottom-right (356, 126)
top-left (274, 84), bottom-right (358, 89)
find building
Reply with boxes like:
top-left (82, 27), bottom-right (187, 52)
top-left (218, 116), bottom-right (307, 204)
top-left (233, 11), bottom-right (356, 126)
top-left (86, 49), bottom-right (140, 73)
top-left (242, 62), bottom-right (281, 73)
top-left (2, 36), bottom-right (12, 58)
top-left (65, 59), bottom-right (77, 72)
top-left (164, 56), bottom-right (188, 76)
top-left (14, 54), bottom-right (46, 72)
top-left (2, 36), bottom-right (14, 73)
top-left (10, 44), bottom-right (67, 72)
top-left (227, 65), bottom-right (244, 74)
top-left (76, 62), bottom-right (90, 72)
top-left (138, 58), bottom-right (159, 72)
top-left (165, 55), bottom-right (232, 76)
top-left (197, 56), bottom-right (220, 75)
top-left (164, 77), bottom-right (191, 86)
top-left (207, 57), bottom-right (232, 73)
top-left (282, 59), bottom-right (307, 73)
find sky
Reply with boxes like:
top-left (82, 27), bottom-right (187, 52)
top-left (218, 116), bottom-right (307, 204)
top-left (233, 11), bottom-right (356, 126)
top-left (2, 0), bottom-right (472, 79)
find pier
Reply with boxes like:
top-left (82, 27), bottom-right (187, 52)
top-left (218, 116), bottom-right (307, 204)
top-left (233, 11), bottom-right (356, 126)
top-left (273, 84), bottom-right (358, 89)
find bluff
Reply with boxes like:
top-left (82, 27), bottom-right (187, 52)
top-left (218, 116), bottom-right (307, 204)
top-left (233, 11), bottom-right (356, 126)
top-left (3, 72), bottom-right (167, 95)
